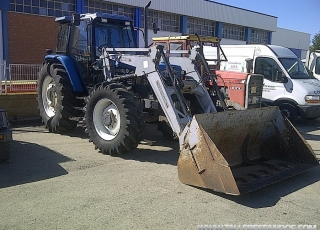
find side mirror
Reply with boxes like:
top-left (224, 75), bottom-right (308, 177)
top-left (245, 58), bottom-right (253, 73)
top-left (46, 48), bottom-right (53, 55)
top-left (315, 60), bottom-right (320, 75)
top-left (153, 22), bottom-right (160, 34)
top-left (72, 13), bottom-right (80, 26)
top-left (281, 76), bottom-right (288, 83)
top-left (0, 111), bottom-right (9, 128)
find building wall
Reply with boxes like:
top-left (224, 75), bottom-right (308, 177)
top-left (220, 38), bottom-right (246, 45)
top-left (0, 94), bottom-right (38, 121)
top-left (271, 27), bottom-right (311, 59)
top-left (105, 0), bottom-right (278, 32)
top-left (0, 0), bottom-right (311, 65)
top-left (7, 12), bottom-right (58, 64)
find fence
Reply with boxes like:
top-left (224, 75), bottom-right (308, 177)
top-left (0, 63), bottom-right (41, 95)
top-left (8, 64), bottom-right (41, 93)
top-left (0, 61), bottom-right (8, 95)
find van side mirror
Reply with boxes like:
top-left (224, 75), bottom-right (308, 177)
top-left (281, 76), bottom-right (288, 83)
top-left (315, 60), bottom-right (320, 74)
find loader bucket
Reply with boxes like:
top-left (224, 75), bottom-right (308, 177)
top-left (178, 107), bottom-right (319, 195)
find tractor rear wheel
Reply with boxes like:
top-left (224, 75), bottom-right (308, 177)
top-left (84, 83), bottom-right (144, 155)
top-left (37, 62), bottom-right (78, 133)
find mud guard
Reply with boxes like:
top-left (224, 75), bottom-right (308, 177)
top-left (45, 55), bottom-right (84, 92)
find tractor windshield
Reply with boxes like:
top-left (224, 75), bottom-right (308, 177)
top-left (94, 21), bottom-right (136, 54)
top-left (279, 58), bottom-right (312, 79)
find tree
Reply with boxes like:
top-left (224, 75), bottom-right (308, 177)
top-left (310, 32), bottom-right (320, 51)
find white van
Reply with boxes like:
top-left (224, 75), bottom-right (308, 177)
top-left (305, 50), bottom-right (320, 80)
top-left (214, 44), bottom-right (320, 122)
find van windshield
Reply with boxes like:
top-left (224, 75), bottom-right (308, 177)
top-left (279, 58), bottom-right (312, 79)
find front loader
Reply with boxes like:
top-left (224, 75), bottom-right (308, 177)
top-left (37, 4), bottom-right (318, 195)
top-left (151, 35), bottom-right (264, 111)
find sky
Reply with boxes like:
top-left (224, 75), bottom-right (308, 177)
top-left (213, 0), bottom-right (320, 42)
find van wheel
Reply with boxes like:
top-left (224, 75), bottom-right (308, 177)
top-left (279, 103), bottom-right (299, 123)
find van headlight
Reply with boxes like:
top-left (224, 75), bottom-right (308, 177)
top-left (305, 95), bottom-right (320, 103)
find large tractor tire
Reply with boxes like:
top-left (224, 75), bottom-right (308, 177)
top-left (37, 62), bottom-right (78, 133)
top-left (84, 83), bottom-right (144, 155)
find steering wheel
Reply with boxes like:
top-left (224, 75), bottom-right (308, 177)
top-left (98, 44), bottom-right (109, 52)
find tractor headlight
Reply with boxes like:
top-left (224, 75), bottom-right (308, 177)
top-left (305, 95), bottom-right (320, 103)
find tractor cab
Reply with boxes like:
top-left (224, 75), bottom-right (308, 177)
top-left (151, 35), bottom-right (227, 69)
top-left (52, 13), bottom-right (138, 87)
top-left (55, 13), bottom-right (137, 57)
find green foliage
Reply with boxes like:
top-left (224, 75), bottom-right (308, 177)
top-left (310, 32), bottom-right (320, 51)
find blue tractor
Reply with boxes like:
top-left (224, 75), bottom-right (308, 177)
top-left (37, 7), bottom-right (184, 154)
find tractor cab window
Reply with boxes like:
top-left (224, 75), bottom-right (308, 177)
top-left (94, 21), bottom-right (136, 56)
top-left (56, 23), bottom-right (70, 53)
top-left (169, 42), bottom-right (184, 57)
top-left (255, 57), bottom-right (284, 82)
top-left (70, 20), bottom-right (91, 57)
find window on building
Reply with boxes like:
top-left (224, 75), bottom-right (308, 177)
top-left (9, 0), bottom-right (75, 17)
top-left (250, 29), bottom-right (269, 44)
top-left (187, 17), bottom-right (215, 37)
top-left (84, 0), bottom-right (134, 20)
top-left (142, 10), bottom-right (179, 33)
top-left (222, 23), bottom-right (245, 41)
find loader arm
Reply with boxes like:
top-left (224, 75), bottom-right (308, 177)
top-left (100, 45), bottom-right (217, 137)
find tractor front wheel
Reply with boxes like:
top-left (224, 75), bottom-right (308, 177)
top-left (84, 83), bottom-right (144, 155)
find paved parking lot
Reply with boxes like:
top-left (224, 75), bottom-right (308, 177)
top-left (0, 119), bottom-right (319, 229)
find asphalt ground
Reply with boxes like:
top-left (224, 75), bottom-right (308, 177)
top-left (0, 119), bottom-right (319, 230)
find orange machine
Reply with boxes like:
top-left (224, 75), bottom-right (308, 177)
top-left (214, 70), bottom-right (263, 109)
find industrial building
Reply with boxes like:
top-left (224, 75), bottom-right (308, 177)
top-left (0, 0), bottom-right (311, 76)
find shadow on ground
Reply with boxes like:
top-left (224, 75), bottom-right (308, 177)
top-left (122, 122), bottom-right (180, 165)
top-left (0, 140), bottom-right (73, 189)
